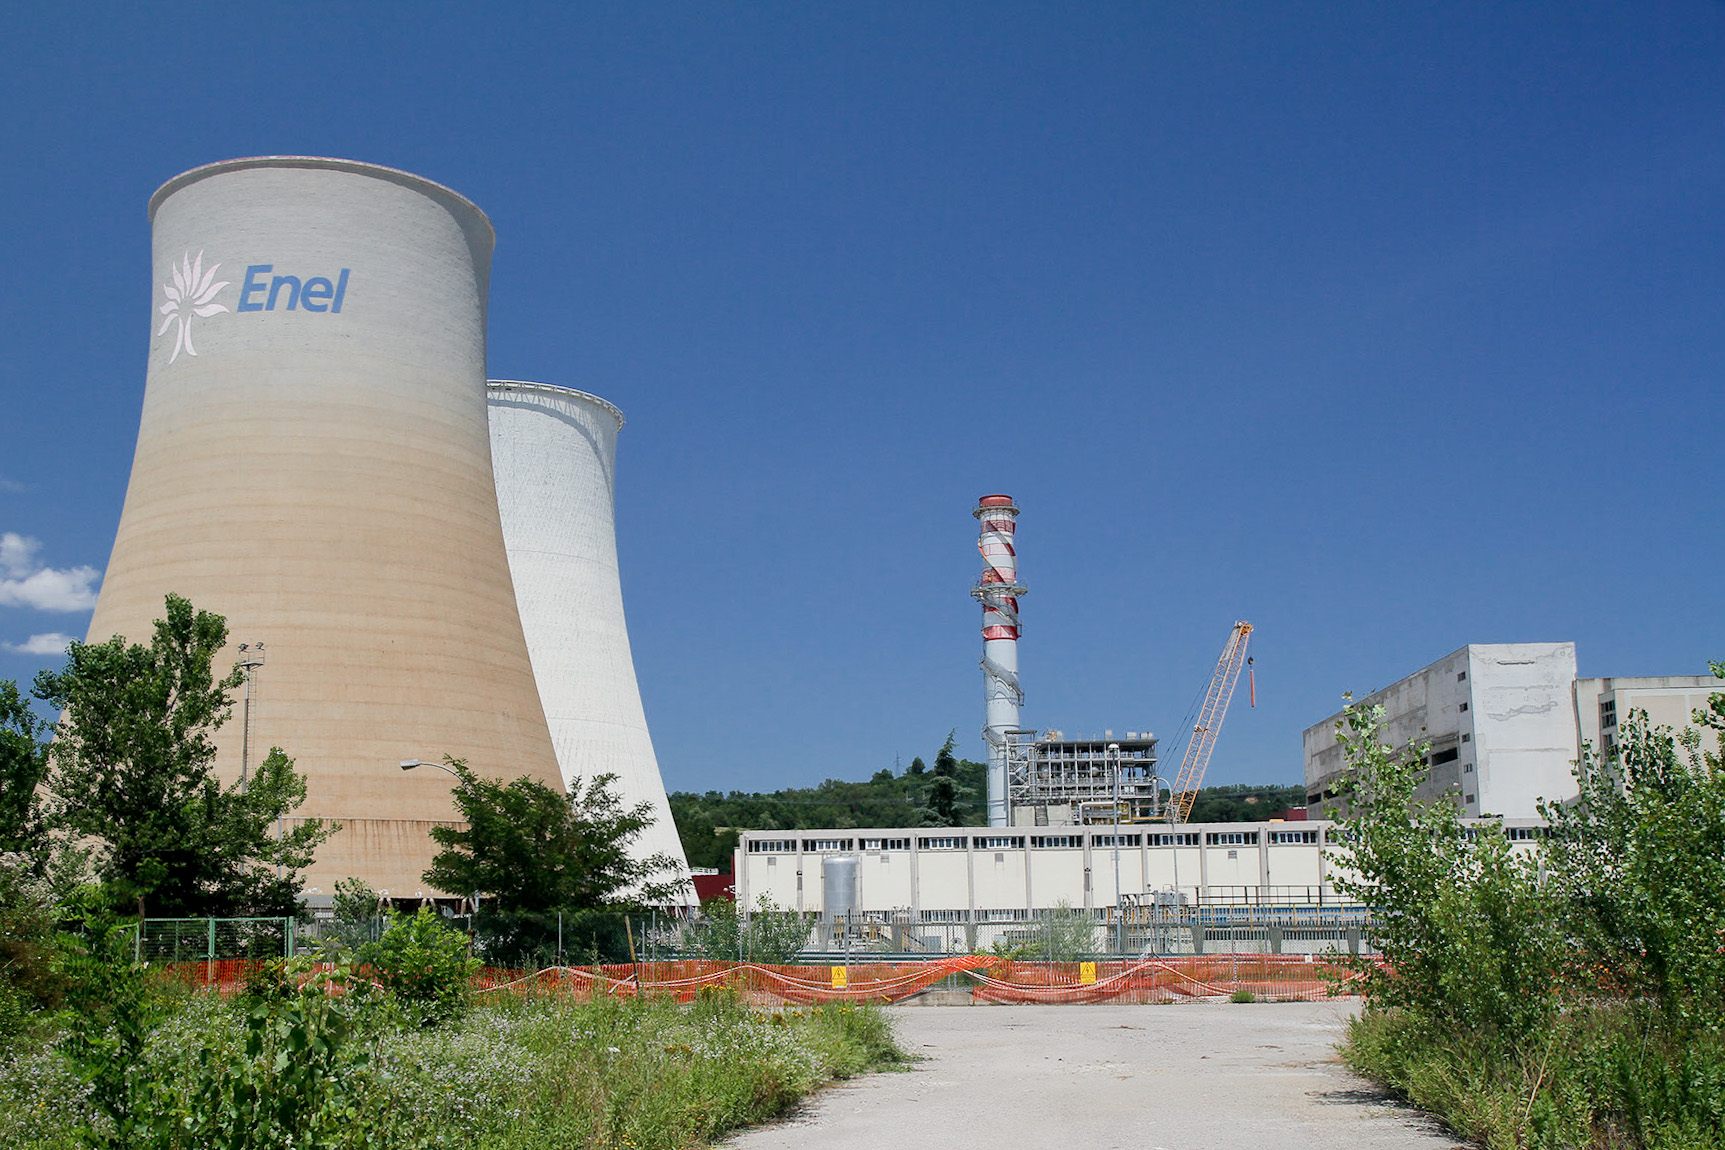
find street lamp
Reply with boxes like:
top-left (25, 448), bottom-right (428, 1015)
top-left (400, 758), bottom-right (463, 780)
top-left (397, 758), bottom-right (480, 918)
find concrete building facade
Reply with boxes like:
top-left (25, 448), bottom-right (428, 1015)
top-left (1574, 675), bottom-right (1724, 762)
top-left (1306, 645), bottom-right (1724, 819)
top-left (88, 158), bottom-right (566, 895)
top-left (1304, 643), bottom-right (1581, 818)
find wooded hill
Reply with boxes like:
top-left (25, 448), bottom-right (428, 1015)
top-left (670, 739), bottom-right (1304, 871)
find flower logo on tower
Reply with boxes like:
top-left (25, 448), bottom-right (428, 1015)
top-left (157, 251), bottom-right (230, 363)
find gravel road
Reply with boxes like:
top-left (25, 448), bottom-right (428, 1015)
top-left (721, 1002), bottom-right (1461, 1150)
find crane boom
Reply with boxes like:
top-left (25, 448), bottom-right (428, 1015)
top-left (1167, 621), bottom-right (1253, 824)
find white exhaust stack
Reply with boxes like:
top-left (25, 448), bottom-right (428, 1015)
top-left (972, 495), bottom-right (1024, 827)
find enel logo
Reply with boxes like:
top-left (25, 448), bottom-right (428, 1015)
top-left (237, 265), bottom-right (351, 313)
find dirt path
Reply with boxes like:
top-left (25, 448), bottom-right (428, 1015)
top-left (721, 1002), bottom-right (1460, 1150)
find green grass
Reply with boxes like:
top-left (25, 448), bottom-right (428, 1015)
top-left (0, 988), bottom-right (906, 1150)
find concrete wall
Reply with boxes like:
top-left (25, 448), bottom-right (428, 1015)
top-left (1305, 642), bottom-right (1578, 819)
top-left (88, 158), bottom-right (563, 895)
top-left (1574, 675), bottom-right (1724, 763)
top-left (1468, 643), bottom-right (1579, 817)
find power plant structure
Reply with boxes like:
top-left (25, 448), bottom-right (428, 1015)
top-left (85, 156), bottom-right (689, 899)
top-left (970, 497), bottom-right (1256, 828)
top-left (971, 495), bottom-right (1026, 826)
top-left (486, 381), bottom-right (686, 876)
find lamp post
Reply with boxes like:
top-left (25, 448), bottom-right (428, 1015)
top-left (399, 758), bottom-right (481, 920)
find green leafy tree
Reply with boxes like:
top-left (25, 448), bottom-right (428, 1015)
top-left (1542, 669), bottom-right (1725, 1034)
top-left (424, 762), bottom-right (682, 911)
top-left (33, 594), bottom-right (333, 916)
top-left (906, 756), bottom-right (926, 776)
top-left (0, 680), bottom-right (50, 858)
top-left (1326, 698), bottom-right (1561, 1047)
top-left (684, 895), bottom-right (812, 963)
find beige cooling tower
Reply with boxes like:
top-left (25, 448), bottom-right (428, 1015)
top-left (87, 157), bottom-right (564, 895)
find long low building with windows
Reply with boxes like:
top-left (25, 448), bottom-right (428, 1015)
top-left (731, 820), bottom-right (1550, 956)
top-left (736, 822), bottom-right (1332, 920)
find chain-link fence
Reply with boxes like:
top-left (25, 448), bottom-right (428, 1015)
top-left (661, 903), bottom-right (1375, 961)
top-left (133, 917), bottom-right (295, 984)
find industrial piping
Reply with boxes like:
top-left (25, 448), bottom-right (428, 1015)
top-left (972, 495), bottom-right (1025, 826)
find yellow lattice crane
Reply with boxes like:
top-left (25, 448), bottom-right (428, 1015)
top-left (1166, 621), bottom-right (1254, 824)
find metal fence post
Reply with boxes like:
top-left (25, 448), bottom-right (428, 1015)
top-left (286, 915), bottom-right (295, 959)
top-left (207, 917), bottom-right (216, 985)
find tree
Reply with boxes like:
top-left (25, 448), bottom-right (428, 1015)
top-left (33, 594), bottom-right (333, 916)
top-left (933, 730), bottom-right (960, 777)
top-left (917, 731), bottom-right (973, 826)
top-left (0, 681), bottom-right (49, 858)
top-left (1326, 698), bottom-right (1560, 1047)
top-left (1541, 669), bottom-right (1725, 1034)
top-left (424, 762), bottom-right (682, 912)
top-left (906, 756), bottom-right (926, 776)
top-left (684, 895), bottom-right (811, 964)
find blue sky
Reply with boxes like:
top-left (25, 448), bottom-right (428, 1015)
top-left (2, 4), bottom-right (1722, 793)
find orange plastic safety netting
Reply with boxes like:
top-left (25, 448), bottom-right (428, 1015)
top-left (965, 955), bottom-right (1366, 1004)
top-left (155, 955), bottom-right (1370, 1004)
top-left (471, 956), bottom-right (994, 1003)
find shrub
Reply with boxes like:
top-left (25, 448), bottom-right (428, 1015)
top-left (356, 907), bottom-right (477, 1025)
top-left (1326, 700), bottom-right (1561, 1049)
top-left (684, 896), bottom-right (812, 964)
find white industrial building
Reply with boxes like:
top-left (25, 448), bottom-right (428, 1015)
top-left (730, 818), bottom-right (1549, 955)
top-left (735, 821), bottom-right (1334, 917)
top-left (1304, 643), bottom-right (1723, 819)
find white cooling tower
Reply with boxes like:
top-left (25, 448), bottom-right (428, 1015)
top-left (486, 382), bottom-right (691, 895)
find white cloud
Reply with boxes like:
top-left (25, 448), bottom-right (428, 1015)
top-left (0, 533), bottom-right (101, 611)
top-left (3, 632), bottom-right (73, 655)
top-left (0, 478), bottom-right (24, 494)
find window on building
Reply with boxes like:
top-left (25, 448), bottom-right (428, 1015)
top-left (1149, 833), bottom-right (1201, 847)
top-left (1600, 700), bottom-right (1617, 729)
top-left (1031, 835), bottom-right (1082, 849)
top-left (747, 839), bottom-right (797, 853)
top-left (1269, 830), bottom-right (1319, 844)
top-left (1464, 763), bottom-right (1474, 773)
top-left (1429, 748), bottom-right (1459, 766)
top-left (1461, 733), bottom-right (1471, 743)
top-left (917, 836), bottom-right (966, 850)
top-left (1091, 834), bottom-right (1142, 848)
top-left (976, 835), bottom-right (1024, 850)
top-left (1205, 831), bottom-right (1259, 846)
top-left (1457, 671), bottom-right (1467, 682)
top-left (1465, 793), bottom-right (1476, 804)
top-left (803, 839), bottom-right (854, 852)
top-left (1459, 702), bottom-right (1469, 713)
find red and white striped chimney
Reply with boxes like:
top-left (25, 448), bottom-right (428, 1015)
top-left (972, 495), bottom-right (1024, 826)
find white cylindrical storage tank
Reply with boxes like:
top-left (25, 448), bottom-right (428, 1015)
top-left (821, 855), bottom-right (859, 923)
top-left (87, 157), bottom-right (564, 895)
top-left (486, 381), bottom-right (692, 899)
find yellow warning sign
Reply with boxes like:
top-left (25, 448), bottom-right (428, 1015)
top-left (831, 966), bottom-right (848, 989)
top-left (1079, 961), bottom-right (1097, 985)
